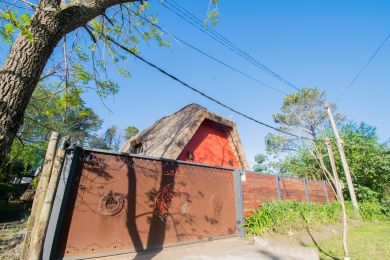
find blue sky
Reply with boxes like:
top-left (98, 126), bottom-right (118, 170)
top-left (2, 0), bottom-right (389, 166)
top-left (82, 0), bottom-right (390, 166)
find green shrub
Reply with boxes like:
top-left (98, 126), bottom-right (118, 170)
top-left (357, 201), bottom-right (390, 221)
top-left (245, 200), bottom-right (389, 235)
top-left (0, 183), bottom-right (14, 203)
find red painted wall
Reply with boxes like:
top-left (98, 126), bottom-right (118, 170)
top-left (177, 119), bottom-right (239, 168)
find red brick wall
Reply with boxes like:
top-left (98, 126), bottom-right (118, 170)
top-left (279, 177), bottom-right (307, 201)
top-left (242, 173), bottom-right (279, 217)
top-left (242, 172), bottom-right (335, 216)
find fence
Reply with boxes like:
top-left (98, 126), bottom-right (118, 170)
top-left (39, 147), bottom-right (336, 259)
top-left (242, 172), bottom-right (336, 216)
top-left (43, 149), bottom-right (244, 259)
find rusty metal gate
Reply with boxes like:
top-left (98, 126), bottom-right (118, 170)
top-left (44, 148), bottom-right (244, 259)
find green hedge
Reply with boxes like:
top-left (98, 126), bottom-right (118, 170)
top-left (245, 200), bottom-right (389, 235)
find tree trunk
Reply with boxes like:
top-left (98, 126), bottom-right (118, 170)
top-left (0, 7), bottom-right (64, 166)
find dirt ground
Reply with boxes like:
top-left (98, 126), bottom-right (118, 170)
top-left (95, 237), bottom-right (301, 260)
top-left (261, 220), bottom-right (362, 247)
top-left (94, 222), bottom-right (359, 260)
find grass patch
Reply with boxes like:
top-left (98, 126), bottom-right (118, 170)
top-left (245, 201), bottom-right (389, 235)
top-left (312, 221), bottom-right (390, 260)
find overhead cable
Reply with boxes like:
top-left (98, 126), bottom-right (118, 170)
top-left (130, 9), bottom-right (287, 95)
top-left (88, 25), bottom-right (312, 141)
top-left (336, 32), bottom-right (390, 103)
top-left (158, 0), bottom-right (301, 92)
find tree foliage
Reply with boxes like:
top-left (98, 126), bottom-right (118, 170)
top-left (258, 88), bottom-right (389, 202)
top-left (336, 122), bottom-right (390, 202)
top-left (260, 120), bottom-right (390, 202)
top-left (88, 124), bottom-right (139, 151)
top-left (124, 126), bottom-right (139, 140)
top-left (0, 84), bottom-right (102, 182)
top-left (0, 0), bottom-right (221, 166)
top-left (266, 88), bottom-right (336, 154)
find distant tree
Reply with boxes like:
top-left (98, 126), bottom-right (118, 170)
top-left (336, 122), bottom-right (390, 202)
top-left (21, 85), bottom-right (102, 145)
top-left (253, 154), bottom-right (268, 173)
top-left (89, 125), bottom-right (138, 151)
top-left (266, 88), bottom-right (337, 154)
top-left (104, 125), bottom-right (118, 149)
top-left (88, 136), bottom-right (110, 150)
top-left (124, 126), bottom-right (139, 140)
top-left (276, 121), bottom-right (390, 202)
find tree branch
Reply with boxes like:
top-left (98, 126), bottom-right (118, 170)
top-left (59, 0), bottom-right (141, 34)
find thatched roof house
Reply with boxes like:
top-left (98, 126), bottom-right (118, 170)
top-left (120, 104), bottom-right (249, 169)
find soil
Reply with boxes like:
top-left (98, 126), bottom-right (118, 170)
top-left (260, 220), bottom-right (362, 247)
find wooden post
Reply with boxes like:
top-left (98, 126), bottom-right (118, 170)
top-left (276, 175), bottom-right (282, 200)
top-left (303, 179), bottom-right (310, 202)
top-left (29, 136), bottom-right (69, 260)
top-left (325, 138), bottom-right (350, 260)
top-left (323, 181), bottom-right (329, 202)
top-left (20, 131), bottom-right (59, 259)
top-left (326, 105), bottom-right (359, 211)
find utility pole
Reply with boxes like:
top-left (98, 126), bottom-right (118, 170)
top-left (326, 105), bottom-right (359, 210)
top-left (325, 138), bottom-right (350, 260)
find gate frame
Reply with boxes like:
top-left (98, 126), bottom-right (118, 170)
top-left (43, 147), bottom-right (246, 259)
top-left (43, 147), bottom-right (79, 260)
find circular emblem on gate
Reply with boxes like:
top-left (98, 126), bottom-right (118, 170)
top-left (211, 194), bottom-right (223, 212)
top-left (98, 191), bottom-right (125, 216)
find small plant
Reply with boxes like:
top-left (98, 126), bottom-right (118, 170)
top-left (245, 200), bottom-right (389, 235)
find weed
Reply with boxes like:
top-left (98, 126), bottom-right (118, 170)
top-left (245, 200), bottom-right (389, 235)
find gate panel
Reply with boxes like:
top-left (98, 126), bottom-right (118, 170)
top-left (55, 151), bottom-right (236, 259)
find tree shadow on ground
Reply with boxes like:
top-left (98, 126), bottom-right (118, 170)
top-left (300, 213), bottom-right (340, 260)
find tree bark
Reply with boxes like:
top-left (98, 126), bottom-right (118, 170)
top-left (0, 0), bottom-right (137, 166)
top-left (0, 4), bottom-right (64, 166)
top-left (326, 105), bottom-right (359, 211)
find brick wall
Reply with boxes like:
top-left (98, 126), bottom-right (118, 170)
top-left (242, 172), bottom-right (336, 216)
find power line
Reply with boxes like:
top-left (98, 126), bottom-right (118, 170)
top-left (160, 0), bottom-right (288, 85)
top-left (158, 0), bottom-right (301, 92)
top-left (336, 32), bottom-right (390, 103)
top-left (130, 9), bottom-right (287, 95)
top-left (131, 10), bottom-right (328, 141)
top-left (88, 25), bottom-right (312, 141)
top-left (155, 1), bottom-right (331, 139)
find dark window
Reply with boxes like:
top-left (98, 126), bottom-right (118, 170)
top-left (134, 143), bottom-right (143, 154)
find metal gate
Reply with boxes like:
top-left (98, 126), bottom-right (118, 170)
top-left (44, 149), bottom-right (244, 259)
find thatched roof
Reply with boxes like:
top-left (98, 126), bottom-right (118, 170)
top-left (119, 103), bottom-right (249, 169)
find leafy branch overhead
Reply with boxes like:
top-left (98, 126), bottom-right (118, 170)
top-left (1, 83), bottom-right (102, 181)
top-left (0, 0), bottom-right (223, 167)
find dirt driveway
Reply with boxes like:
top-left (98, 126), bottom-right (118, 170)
top-left (94, 237), bottom-right (310, 260)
